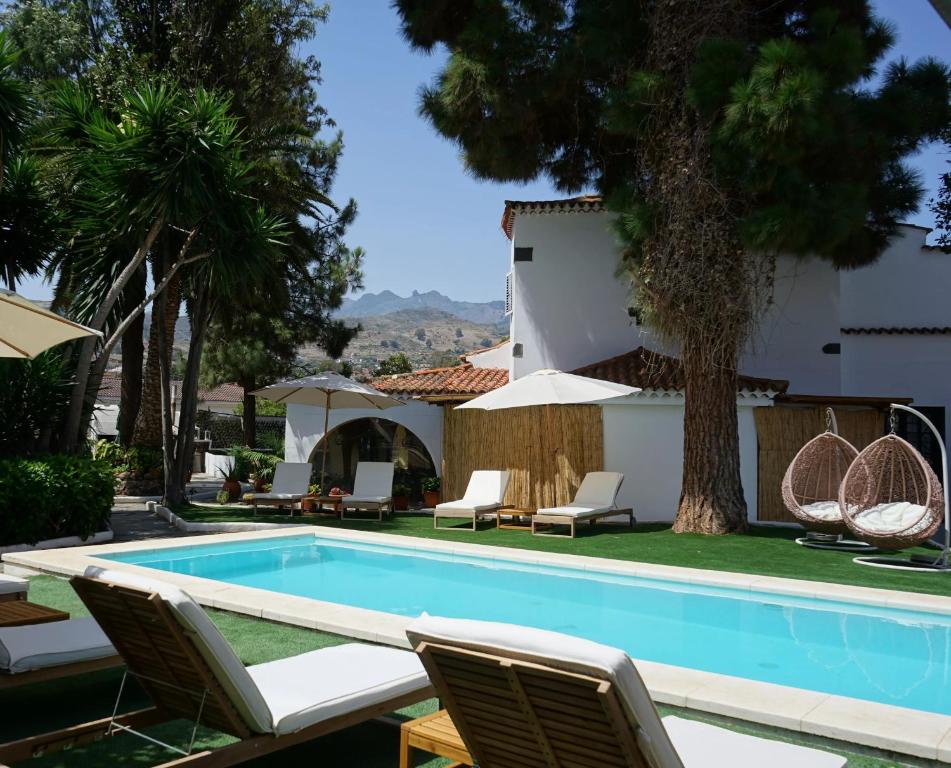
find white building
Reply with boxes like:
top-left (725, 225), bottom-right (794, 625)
top-left (286, 196), bottom-right (950, 523)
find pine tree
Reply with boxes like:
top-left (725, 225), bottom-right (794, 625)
top-left (395, 0), bottom-right (950, 533)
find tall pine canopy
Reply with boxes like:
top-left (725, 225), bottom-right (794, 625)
top-left (395, 0), bottom-right (950, 534)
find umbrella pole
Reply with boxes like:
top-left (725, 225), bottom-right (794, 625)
top-left (320, 392), bottom-right (331, 494)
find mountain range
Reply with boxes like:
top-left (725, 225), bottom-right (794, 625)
top-left (337, 290), bottom-right (505, 325)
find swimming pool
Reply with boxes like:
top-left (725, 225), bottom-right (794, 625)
top-left (103, 533), bottom-right (951, 716)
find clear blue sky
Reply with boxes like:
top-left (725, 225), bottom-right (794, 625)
top-left (16, 0), bottom-right (950, 303)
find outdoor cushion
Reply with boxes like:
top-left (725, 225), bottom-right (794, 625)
top-left (852, 501), bottom-right (927, 533)
top-left (435, 501), bottom-right (500, 513)
top-left (348, 462), bottom-right (395, 501)
top-left (251, 492), bottom-right (304, 501)
top-left (269, 462), bottom-right (312, 495)
top-left (800, 500), bottom-right (843, 521)
top-left (83, 566), bottom-right (274, 735)
top-left (537, 503), bottom-right (613, 519)
top-left (341, 495), bottom-right (391, 504)
top-left (247, 642), bottom-right (428, 736)
top-left (662, 715), bottom-right (845, 768)
top-left (460, 470), bottom-right (509, 505)
top-left (571, 471), bottom-right (624, 507)
top-left (0, 617), bottom-right (114, 674)
top-left (407, 616), bottom-right (844, 768)
top-left (0, 574), bottom-right (28, 597)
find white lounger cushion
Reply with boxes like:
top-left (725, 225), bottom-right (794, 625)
top-left (247, 643), bottom-right (428, 736)
top-left (0, 617), bottom-right (114, 674)
top-left (344, 462), bottom-right (394, 504)
top-left (84, 566), bottom-right (274, 734)
top-left (271, 462), bottom-right (312, 495)
top-left (800, 500), bottom-right (843, 521)
top-left (536, 471), bottom-right (623, 518)
top-left (436, 470), bottom-right (510, 514)
top-left (251, 493), bottom-right (304, 501)
top-left (407, 616), bottom-right (844, 768)
top-left (0, 574), bottom-right (28, 597)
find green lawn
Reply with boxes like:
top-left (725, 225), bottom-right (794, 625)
top-left (175, 505), bottom-right (951, 598)
top-left (2, 576), bottom-right (912, 767)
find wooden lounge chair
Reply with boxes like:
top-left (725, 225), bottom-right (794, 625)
top-left (340, 461), bottom-right (394, 522)
top-left (0, 574), bottom-right (28, 602)
top-left (406, 615), bottom-right (847, 768)
top-left (249, 462), bottom-right (312, 515)
top-left (532, 471), bottom-right (632, 537)
top-left (0, 616), bottom-right (120, 690)
top-left (0, 566), bottom-right (434, 767)
top-left (433, 470), bottom-right (510, 531)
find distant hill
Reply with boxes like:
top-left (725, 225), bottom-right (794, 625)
top-left (337, 289), bottom-right (505, 325)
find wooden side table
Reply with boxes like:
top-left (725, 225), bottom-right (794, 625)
top-left (0, 601), bottom-right (69, 627)
top-left (399, 709), bottom-right (471, 768)
top-left (496, 506), bottom-right (536, 531)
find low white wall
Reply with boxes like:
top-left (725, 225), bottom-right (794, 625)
top-left (602, 401), bottom-right (760, 523)
top-left (284, 399), bottom-right (444, 474)
top-left (205, 453), bottom-right (235, 479)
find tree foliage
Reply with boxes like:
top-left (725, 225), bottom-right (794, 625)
top-left (374, 353), bottom-right (413, 377)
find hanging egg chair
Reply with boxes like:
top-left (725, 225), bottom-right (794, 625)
top-left (840, 433), bottom-right (945, 553)
top-left (781, 409), bottom-right (874, 551)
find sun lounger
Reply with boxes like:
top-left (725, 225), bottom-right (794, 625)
top-left (532, 470), bottom-right (631, 537)
top-left (433, 470), bottom-right (510, 531)
top-left (0, 616), bottom-right (120, 690)
top-left (250, 462), bottom-right (313, 515)
top-left (340, 462), bottom-right (395, 522)
top-left (0, 566), bottom-right (434, 767)
top-left (0, 574), bottom-right (28, 602)
top-left (406, 615), bottom-right (846, 768)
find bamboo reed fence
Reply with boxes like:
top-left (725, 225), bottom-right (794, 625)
top-left (441, 404), bottom-right (604, 510)
top-left (756, 405), bottom-right (883, 522)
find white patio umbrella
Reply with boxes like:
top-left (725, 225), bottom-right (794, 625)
top-left (251, 372), bottom-right (403, 492)
top-left (0, 289), bottom-right (102, 359)
top-left (455, 368), bottom-right (640, 410)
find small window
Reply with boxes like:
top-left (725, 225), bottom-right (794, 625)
top-left (512, 342), bottom-right (524, 358)
top-left (505, 272), bottom-right (513, 315)
top-left (514, 247), bottom-right (533, 262)
top-left (822, 343), bottom-right (841, 355)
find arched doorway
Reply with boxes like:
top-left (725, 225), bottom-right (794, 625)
top-left (309, 417), bottom-right (437, 500)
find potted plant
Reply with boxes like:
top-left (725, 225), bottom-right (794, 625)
top-left (421, 475), bottom-right (441, 508)
top-left (393, 482), bottom-right (411, 511)
top-left (301, 483), bottom-right (322, 513)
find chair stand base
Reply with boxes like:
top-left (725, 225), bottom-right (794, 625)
top-left (853, 554), bottom-right (951, 572)
top-left (795, 534), bottom-right (877, 553)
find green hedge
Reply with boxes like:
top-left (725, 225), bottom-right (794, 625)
top-left (0, 455), bottom-right (114, 546)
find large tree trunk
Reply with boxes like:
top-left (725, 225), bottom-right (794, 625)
top-left (166, 281), bottom-right (211, 506)
top-left (242, 387), bottom-right (256, 447)
top-left (673, 342), bottom-right (748, 534)
top-left (118, 264), bottom-right (146, 446)
top-left (132, 269), bottom-right (181, 448)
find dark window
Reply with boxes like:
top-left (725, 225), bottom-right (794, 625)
top-left (512, 342), bottom-right (524, 358)
top-left (514, 247), bottom-right (533, 262)
top-left (822, 343), bottom-right (841, 354)
top-left (892, 406), bottom-right (946, 479)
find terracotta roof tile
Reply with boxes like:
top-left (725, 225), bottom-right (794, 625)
top-left (573, 347), bottom-right (789, 394)
top-left (198, 383), bottom-right (244, 403)
top-left (373, 364), bottom-right (508, 398)
top-left (501, 195), bottom-right (604, 238)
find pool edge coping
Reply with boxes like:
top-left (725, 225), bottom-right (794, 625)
top-left (5, 526), bottom-right (951, 762)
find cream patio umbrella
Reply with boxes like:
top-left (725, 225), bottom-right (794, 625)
top-left (455, 368), bottom-right (640, 411)
top-left (0, 289), bottom-right (102, 358)
top-left (251, 372), bottom-right (404, 492)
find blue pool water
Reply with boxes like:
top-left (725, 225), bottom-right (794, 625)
top-left (103, 534), bottom-right (951, 715)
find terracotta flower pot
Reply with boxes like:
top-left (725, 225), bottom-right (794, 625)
top-left (222, 479), bottom-right (241, 501)
top-left (423, 490), bottom-right (440, 508)
top-left (253, 477), bottom-right (268, 492)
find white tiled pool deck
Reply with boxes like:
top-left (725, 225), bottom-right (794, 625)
top-left (5, 526), bottom-right (951, 762)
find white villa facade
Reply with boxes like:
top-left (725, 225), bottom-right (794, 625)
top-left (286, 196), bottom-right (951, 523)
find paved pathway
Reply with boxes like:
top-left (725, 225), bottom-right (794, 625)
top-left (109, 503), bottom-right (198, 542)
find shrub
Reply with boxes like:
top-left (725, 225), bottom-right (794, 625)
top-left (216, 490), bottom-right (231, 505)
top-left (421, 475), bottom-right (441, 492)
top-left (0, 455), bottom-right (114, 546)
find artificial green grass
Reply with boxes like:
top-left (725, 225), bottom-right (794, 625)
top-left (2, 576), bottom-right (912, 767)
top-left (174, 505), bottom-right (951, 598)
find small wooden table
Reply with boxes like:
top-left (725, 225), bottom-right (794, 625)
top-left (496, 506), bottom-right (536, 531)
top-left (0, 601), bottom-right (69, 627)
top-left (400, 709), bottom-right (470, 768)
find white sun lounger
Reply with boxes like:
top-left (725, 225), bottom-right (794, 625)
top-left (433, 470), bottom-right (510, 531)
top-left (406, 615), bottom-right (846, 768)
top-left (0, 574), bottom-right (28, 602)
top-left (533, 470), bottom-right (631, 537)
top-left (250, 462), bottom-right (313, 515)
top-left (0, 566), bottom-right (434, 767)
top-left (340, 461), bottom-right (395, 522)
top-left (0, 616), bottom-right (120, 690)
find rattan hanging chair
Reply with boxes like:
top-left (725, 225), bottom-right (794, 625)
top-left (839, 434), bottom-right (945, 551)
top-left (782, 430), bottom-right (859, 536)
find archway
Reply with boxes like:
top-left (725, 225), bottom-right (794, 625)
top-left (308, 417), bottom-right (437, 499)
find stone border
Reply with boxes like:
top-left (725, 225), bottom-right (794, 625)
top-left (5, 527), bottom-right (951, 761)
top-left (0, 529), bottom-right (113, 556)
top-left (149, 503), bottom-right (311, 534)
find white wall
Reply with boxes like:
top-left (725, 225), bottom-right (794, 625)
top-left (284, 398), bottom-right (444, 474)
top-left (509, 210), bottom-right (643, 379)
top-left (601, 400), bottom-right (760, 523)
top-left (466, 341), bottom-right (512, 369)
